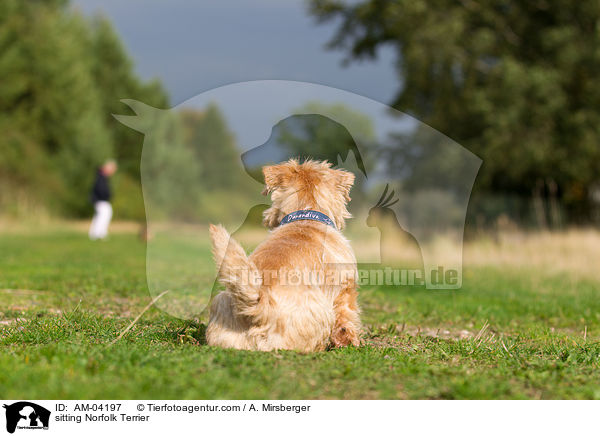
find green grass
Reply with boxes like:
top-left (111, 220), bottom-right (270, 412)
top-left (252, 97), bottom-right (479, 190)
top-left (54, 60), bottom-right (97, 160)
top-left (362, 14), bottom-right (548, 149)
top-left (1, 230), bottom-right (599, 399)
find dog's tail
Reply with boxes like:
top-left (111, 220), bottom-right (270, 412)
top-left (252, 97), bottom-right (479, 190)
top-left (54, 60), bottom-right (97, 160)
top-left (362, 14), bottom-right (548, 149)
top-left (209, 224), bottom-right (261, 315)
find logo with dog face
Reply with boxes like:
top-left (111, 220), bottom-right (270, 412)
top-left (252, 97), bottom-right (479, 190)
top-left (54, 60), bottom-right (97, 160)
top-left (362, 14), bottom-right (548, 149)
top-left (115, 80), bottom-right (481, 320)
top-left (3, 402), bottom-right (50, 433)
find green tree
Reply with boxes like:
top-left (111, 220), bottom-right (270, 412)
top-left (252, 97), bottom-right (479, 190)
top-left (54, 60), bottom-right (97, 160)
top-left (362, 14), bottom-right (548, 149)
top-left (180, 105), bottom-right (260, 224)
top-left (88, 14), bottom-right (169, 220)
top-left (134, 109), bottom-right (202, 221)
top-left (309, 0), bottom-right (600, 222)
top-left (282, 102), bottom-right (374, 174)
top-left (182, 104), bottom-right (241, 191)
top-left (0, 0), bottom-right (169, 218)
top-left (89, 15), bottom-right (168, 178)
top-left (0, 0), bottom-right (111, 215)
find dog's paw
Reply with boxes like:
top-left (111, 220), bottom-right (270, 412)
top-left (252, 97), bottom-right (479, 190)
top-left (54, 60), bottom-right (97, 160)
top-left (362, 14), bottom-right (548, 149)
top-left (331, 325), bottom-right (361, 348)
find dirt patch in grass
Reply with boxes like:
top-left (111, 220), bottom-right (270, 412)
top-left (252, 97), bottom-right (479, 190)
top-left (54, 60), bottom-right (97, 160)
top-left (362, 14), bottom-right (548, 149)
top-left (0, 318), bottom-right (27, 326)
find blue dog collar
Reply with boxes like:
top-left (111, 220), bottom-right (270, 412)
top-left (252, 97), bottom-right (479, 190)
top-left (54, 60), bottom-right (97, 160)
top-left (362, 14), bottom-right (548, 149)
top-left (280, 210), bottom-right (336, 229)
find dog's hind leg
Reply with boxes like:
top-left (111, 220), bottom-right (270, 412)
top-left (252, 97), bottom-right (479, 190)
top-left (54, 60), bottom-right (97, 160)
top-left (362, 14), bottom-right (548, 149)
top-left (331, 282), bottom-right (361, 347)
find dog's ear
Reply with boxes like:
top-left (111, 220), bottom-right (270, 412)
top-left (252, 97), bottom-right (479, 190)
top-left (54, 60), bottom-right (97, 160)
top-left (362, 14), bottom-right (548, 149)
top-left (262, 163), bottom-right (287, 195)
top-left (335, 169), bottom-right (355, 202)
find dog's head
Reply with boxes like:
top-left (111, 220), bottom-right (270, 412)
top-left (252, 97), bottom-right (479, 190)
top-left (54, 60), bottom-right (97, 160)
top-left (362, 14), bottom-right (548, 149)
top-left (261, 159), bottom-right (355, 230)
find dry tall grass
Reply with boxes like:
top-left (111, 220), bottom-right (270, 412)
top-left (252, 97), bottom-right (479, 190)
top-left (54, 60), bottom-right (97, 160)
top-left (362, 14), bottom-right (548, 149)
top-left (1, 220), bottom-right (598, 280)
top-left (464, 228), bottom-right (600, 279)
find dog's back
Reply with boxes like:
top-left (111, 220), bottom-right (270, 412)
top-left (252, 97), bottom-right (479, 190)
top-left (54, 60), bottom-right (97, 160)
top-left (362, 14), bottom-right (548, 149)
top-left (207, 221), bottom-right (355, 351)
top-left (251, 221), bottom-right (356, 351)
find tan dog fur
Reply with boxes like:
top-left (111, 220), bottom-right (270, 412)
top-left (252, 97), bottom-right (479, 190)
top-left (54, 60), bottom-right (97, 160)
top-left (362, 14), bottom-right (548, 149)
top-left (206, 159), bottom-right (361, 352)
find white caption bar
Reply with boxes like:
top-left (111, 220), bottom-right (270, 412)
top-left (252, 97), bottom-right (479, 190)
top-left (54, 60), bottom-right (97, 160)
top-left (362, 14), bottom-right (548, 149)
top-left (0, 400), bottom-right (594, 436)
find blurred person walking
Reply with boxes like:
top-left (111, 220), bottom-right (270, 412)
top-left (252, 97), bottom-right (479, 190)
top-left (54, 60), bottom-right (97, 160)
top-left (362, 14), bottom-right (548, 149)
top-left (89, 160), bottom-right (117, 240)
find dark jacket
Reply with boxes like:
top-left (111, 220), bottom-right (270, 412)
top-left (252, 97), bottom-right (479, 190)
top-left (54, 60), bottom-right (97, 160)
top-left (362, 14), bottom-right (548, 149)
top-left (90, 169), bottom-right (111, 203)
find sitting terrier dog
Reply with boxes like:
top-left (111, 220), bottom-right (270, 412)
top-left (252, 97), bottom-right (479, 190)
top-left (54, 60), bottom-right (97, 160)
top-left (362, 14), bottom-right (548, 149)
top-left (207, 159), bottom-right (361, 352)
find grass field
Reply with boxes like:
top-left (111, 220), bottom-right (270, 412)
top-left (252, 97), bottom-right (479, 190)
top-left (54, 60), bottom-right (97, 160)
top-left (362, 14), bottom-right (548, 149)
top-left (1, 225), bottom-right (599, 399)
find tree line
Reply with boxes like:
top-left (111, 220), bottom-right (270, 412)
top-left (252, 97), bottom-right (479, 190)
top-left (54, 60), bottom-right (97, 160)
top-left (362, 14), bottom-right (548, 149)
top-left (0, 0), bottom-right (168, 218)
top-left (0, 0), bottom-right (250, 223)
top-left (4, 0), bottom-right (600, 227)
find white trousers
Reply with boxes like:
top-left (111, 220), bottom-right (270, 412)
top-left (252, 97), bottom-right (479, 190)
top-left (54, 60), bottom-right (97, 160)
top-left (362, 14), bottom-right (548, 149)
top-left (89, 201), bottom-right (113, 240)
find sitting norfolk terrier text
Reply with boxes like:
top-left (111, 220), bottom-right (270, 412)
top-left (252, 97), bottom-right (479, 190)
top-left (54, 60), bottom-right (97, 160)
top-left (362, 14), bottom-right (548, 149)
top-left (206, 159), bottom-right (361, 352)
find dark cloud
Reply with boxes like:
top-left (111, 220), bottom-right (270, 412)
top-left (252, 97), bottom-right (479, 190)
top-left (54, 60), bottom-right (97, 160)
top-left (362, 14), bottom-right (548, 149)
top-left (73, 0), bottom-right (397, 104)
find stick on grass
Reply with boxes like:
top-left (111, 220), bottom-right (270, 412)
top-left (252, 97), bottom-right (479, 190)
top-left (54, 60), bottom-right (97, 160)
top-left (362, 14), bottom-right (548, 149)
top-left (110, 290), bottom-right (169, 345)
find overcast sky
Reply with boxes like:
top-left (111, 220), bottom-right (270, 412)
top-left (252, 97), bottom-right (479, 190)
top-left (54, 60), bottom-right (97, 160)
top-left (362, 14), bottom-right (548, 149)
top-left (72, 0), bottom-right (399, 106)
